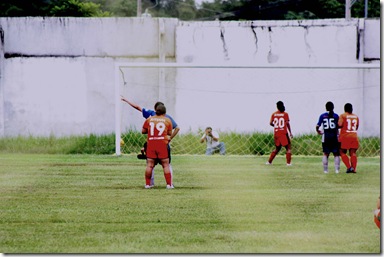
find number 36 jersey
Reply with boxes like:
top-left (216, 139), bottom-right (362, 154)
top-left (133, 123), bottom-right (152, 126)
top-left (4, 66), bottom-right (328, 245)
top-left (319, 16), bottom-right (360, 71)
top-left (317, 112), bottom-right (339, 141)
top-left (270, 111), bottom-right (290, 136)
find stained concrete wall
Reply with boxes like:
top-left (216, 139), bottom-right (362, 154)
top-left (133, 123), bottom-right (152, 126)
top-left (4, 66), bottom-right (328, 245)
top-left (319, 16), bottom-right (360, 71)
top-left (0, 17), bottom-right (178, 137)
top-left (172, 19), bottom-right (380, 137)
top-left (176, 19), bottom-right (360, 64)
top-left (0, 17), bottom-right (380, 137)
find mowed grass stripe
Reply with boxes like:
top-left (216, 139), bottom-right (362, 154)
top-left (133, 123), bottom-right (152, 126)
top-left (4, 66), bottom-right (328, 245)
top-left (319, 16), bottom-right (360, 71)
top-left (0, 154), bottom-right (380, 253)
top-left (180, 155), bottom-right (380, 253)
top-left (0, 154), bottom-right (229, 253)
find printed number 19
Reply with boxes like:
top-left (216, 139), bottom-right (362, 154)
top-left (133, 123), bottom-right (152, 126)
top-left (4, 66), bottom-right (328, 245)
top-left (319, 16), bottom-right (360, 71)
top-left (149, 122), bottom-right (166, 136)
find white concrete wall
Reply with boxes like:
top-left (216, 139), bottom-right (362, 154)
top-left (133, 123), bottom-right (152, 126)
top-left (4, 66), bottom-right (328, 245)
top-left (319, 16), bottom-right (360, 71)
top-left (0, 18), bottom-right (380, 138)
top-left (173, 19), bottom-right (380, 136)
top-left (1, 17), bottom-right (177, 57)
top-left (176, 19), bottom-right (361, 64)
top-left (0, 17), bottom-right (178, 137)
top-left (363, 19), bottom-right (380, 59)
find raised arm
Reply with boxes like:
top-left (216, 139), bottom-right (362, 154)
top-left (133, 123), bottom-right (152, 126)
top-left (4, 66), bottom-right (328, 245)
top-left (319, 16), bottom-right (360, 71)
top-left (210, 131), bottom-right (219, 142)
top-left (121, 96), bottom-right (142, 112)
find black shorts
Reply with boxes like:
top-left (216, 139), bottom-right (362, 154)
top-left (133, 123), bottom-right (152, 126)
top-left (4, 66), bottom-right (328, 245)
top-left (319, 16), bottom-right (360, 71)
top-left (322, 139), bottom-right (339, 154)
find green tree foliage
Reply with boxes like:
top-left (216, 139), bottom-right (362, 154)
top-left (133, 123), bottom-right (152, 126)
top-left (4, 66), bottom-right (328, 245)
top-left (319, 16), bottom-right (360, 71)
top-left (154, 0), bottom-right (197, 20)
top-left (0, 0), bottom-right (380, 20)
top-left (0, 0), bottom-right (50, 16)
top-left (195, 0), bottom-right (380, 20)
top-left (50, 0), bottom-right (111, 16)
top-left (110, 0), bottom-right (137, 17)
top-left (0, 0), bottom-right (110, 17)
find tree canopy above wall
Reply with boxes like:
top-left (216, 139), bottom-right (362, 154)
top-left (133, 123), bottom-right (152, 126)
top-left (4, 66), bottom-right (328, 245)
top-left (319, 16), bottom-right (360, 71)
top-left (0, 0), bottom-right (380, 20)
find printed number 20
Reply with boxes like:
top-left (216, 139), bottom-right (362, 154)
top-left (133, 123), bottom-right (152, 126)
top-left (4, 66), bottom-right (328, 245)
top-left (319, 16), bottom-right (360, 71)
top-left (273, 117), bottom-right (285, 129)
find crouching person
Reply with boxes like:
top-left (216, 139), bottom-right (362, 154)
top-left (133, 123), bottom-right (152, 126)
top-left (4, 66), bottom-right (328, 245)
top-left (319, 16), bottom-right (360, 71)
top-left (200, 127), bottom-right (226, 155)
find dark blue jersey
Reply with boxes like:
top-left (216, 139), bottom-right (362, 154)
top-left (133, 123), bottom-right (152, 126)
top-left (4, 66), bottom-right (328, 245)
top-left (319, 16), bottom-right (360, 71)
top-left (142, 108), bottom-right (178, 129)
top-left (317, 112), bottom-right (339, 141)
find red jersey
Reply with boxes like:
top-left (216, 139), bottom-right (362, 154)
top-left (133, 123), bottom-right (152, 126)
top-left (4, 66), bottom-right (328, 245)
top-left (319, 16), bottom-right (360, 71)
top-left (142, 115), bottom-right (172, 159)
top-left (338, 112), bottom-right (359, 141)
top-left (270, 111), bottom-right (290, 136)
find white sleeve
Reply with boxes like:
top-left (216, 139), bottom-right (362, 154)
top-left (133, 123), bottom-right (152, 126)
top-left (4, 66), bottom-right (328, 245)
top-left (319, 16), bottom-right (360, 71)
top-left (212, 131), bottom-right (219, 139)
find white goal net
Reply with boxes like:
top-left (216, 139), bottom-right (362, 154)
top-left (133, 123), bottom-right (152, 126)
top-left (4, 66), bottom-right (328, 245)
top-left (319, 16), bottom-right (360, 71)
top-left (115, 62), bottom-right (380, 157)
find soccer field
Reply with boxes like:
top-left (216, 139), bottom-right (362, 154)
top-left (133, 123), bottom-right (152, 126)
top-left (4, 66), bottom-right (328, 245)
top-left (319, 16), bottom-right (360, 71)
top-left (0, 154), bottom-right (380, 253)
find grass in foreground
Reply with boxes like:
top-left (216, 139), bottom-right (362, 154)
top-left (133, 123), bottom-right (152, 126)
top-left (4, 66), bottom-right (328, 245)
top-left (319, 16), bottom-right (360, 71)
top-left (0, 154), bottom-right (380, 253)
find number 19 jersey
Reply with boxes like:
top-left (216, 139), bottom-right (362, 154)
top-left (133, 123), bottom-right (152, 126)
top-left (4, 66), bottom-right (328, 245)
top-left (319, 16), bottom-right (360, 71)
top-left (142, 115), bottom-right (172, 159)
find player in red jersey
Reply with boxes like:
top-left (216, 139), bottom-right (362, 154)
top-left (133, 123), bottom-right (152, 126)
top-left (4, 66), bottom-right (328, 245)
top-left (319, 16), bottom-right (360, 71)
top-left (121, 96), bottom-right (180, 187)
top-left (338, 103), bottom-right (359, 173)
top-left (266, 101), bottom-right (293, 166)
top-left (374, 195), bottom-right (380, 229)
top-left (142, 104), bottom-right (174, 189)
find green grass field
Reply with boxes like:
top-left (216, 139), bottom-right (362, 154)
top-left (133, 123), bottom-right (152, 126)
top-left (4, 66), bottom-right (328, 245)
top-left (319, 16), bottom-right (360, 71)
top-left (0, 154), bottom-right (380, 253)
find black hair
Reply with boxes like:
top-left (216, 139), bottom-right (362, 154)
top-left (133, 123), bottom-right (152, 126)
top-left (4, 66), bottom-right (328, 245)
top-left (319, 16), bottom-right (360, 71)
top-left (155, 104), bottom-right (166, 115)
top-left (276, 101), bottom-right (285, 112)
top-left (344, 103), bottom-right (353, 113)
top-left (154, 101), bottom-right (164, 109)
top-left (326, 101), bottom-right (334, 118)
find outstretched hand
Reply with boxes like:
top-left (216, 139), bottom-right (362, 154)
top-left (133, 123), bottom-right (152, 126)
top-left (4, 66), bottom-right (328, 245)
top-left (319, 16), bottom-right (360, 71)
top-left (121, 95), bottom-right (127, 102)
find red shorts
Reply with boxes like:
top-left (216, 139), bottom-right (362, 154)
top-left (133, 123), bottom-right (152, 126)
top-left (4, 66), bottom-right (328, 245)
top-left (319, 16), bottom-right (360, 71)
top-left (274, 133), bottom-right (290, 147)
top-left (146, 142), bottom-right (169, 160)
top-left (339, 135), bottom-right (359, 150)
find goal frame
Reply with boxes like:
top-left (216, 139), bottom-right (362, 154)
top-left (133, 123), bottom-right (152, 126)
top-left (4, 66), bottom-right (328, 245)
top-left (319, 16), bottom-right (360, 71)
top-left (114, 62), bottom-right (379, 156)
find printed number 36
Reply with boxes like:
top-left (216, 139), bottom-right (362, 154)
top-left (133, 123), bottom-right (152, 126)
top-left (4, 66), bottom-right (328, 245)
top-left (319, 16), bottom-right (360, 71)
top-left (323, 118), bottom-right (336, 129)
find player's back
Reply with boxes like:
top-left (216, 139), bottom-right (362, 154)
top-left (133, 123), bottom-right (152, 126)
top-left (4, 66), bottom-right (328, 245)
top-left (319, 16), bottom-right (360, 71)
top-left (339, 112), bottom-right (359, 138)
top-left (319, 112), bottom-right (339, 139)
top-left (143, 108), bottom-right (177, 129)
top-left (145, 115), bottom-right (172, 145)
top-left (271, 111), bottom-right (289, 135)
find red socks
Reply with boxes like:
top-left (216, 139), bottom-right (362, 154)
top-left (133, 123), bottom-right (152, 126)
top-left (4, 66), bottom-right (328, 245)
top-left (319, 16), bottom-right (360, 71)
top-left (268, 152), bottom-right (277, 163)
top-left (286, 152), bottom-right (292, 164)
top-left (340, 153), bottom-right (351, 169)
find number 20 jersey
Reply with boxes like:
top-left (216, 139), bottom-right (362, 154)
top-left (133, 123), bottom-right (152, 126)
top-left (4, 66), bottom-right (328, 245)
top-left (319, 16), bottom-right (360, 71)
top-left (270, 111), bottom-right (290, 136)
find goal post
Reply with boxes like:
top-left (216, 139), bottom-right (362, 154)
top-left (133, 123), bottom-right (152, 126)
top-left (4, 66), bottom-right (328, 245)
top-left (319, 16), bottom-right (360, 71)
top-left (115, 63), bottom-right (122, 156)
top-left (114, 62), bottom-right (380, 157)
